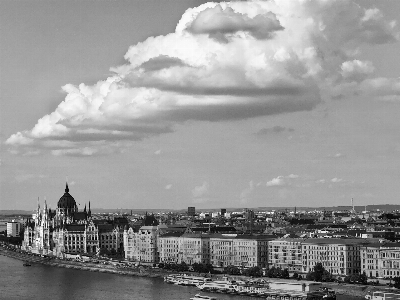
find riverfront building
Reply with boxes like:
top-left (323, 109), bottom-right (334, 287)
top-left (268, 238), bottom-right (303, 273)
top-left (209, 234), bottom-right (273, 268)
top-left (158, 233), bottom-right (210, 265)
top-left (7, 221), bottom-right (21, 237)
top-left (22, 183), bottom-right (126, 257)
top-left (361, 242), bottom-right (400, 278)
top-left (302, 238), bottom-right (364, 276)
top-left (123, 214), bottom-right (160, 264)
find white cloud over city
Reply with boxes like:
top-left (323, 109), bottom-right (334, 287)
top-left (6, 0), bottom-right (399, 156)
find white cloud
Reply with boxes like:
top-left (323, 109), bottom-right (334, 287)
top-left (192, 181), bottom-right (209, 198)
top-left (266, 176), bottom-right (285, 187)
top-left (341, 60), bottom-right (374, 82)
top-left (359, 77), bottom-right (400, 101)
top-left (154, 149), bottom-right (162, 155)
top-left (266, 174), bottom-right (300, 187)
top-left (165, 184), bottom-right (172, 190)
top-left (6, 0), bottom-right (398, 155)
top-left (287, 174), bottom-right (299, 179)
top-left (331, 177), bottom-right (343, 183)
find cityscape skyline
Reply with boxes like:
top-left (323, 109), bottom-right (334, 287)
top-left (1, 0), bottom-right (400, 210)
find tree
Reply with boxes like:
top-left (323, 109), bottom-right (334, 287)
top-left (243, 266), bottom-right (262, 277)
top-left (393, 277), bottom-right (400, 289)
top-left (224, 265), bottom-right (241, 275)
top-left (359, 272), bottom-right (368, 285)
top-left (313, 263), bottom-right (325, 282)
top-left (282, 269), bottom-right (290, 279)
top-left (177, 261), bottom-right (188, 272)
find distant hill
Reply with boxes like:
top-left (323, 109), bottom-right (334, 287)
top-left (1, 204), bottom-right (398, 216)
top-left (0, 210), bottom-right (33, 216)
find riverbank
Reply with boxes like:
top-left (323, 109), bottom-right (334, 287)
top-left (0, 248), bottom-right (167, 278)
top-left (0, 247), bottom-right (390, 299)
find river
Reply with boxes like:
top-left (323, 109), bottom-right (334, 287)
top-left (0, 255), bottom-right (362, 300)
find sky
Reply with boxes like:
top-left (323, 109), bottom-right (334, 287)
top-left (1, 0), bottom-right (400, 211)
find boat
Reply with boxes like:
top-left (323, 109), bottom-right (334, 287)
top-left (190, 294), bottom-right (217, 300)
top-left (23, 262), bottom-right (31, 266)
top-left (164, 274), bottom-right (212, 286)
top-left (196, 280), bottom-right (237, 293)
top-left (365, 291), bottom-right (400, 300)
top-left (306, 288), bottom-right (336, 300)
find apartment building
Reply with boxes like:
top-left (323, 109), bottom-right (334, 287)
top-left (302, 238), bottom-right (363, 276)
top-left (233, 235), bottom-right (272, 268)
top-left (158, 232), bottom-right (182, 264)
top-left (177, 233), bottom-right (210, 265)
top-left (123, 225), bottom-right (159, 264)
top-left (380, 243), bottom-right (400, 278)
top-left (210, 234), bottom-right (272, 268)
top-left (361, 242), bottom-right (400, 278)
top-left (210, 235), bottom-right (234, 267)
top-left (268, 238), bottom-right (303, 273)
top-left (7, 221), bottom-right (21, 237)
top-left (360, 243), bottom-right (380, 278)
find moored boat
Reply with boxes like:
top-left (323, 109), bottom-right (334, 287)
top-left (190, 294), bottom-right (217, 300)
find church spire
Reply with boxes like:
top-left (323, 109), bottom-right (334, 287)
top-left (65, 182), bottom-right (69, 193)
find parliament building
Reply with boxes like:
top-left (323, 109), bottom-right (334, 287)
top-left (22, 183), bottom-right (126, 258)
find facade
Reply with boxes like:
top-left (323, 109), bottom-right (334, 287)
top-left (188, 207), bottom-right (196, 217)
top-left (123, 214), bottom-right (160, 264)
top-left (178, 233), bottom-right (210, 265)
top-left (380, 243), bottom-right (400, 278)
top-left (210, 235), bottom-right (235, 267)
top-left (232, 235), bottom-right (271, 268)
top-left (210, 234), bottom-right (272, 268)
top-left (124, 225), bottom-right (158, 264)
top-left (302, 238), bottom-right (364, 276)
top-left (158, 233), bottom-right (182, 264)
top-left (361, 242), bottom-right (400, 278)
top-left (6, 221), bottom-right (21, 237)
top-left (360, 243), bottom-right (380, 278)
top-left (268, 238), bottom-right (303, 273)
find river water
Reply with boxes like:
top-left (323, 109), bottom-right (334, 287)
top-left (0, 255), bottom-right (362, 300)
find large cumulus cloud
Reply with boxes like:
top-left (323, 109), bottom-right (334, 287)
top-left (6, 0), bottom-right (399, 155)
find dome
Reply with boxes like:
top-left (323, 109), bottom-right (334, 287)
top-left (57, 183), bottom-right (77, 212)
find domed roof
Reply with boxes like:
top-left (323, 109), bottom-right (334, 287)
top-left (57, 183), bottom-right (77, 211)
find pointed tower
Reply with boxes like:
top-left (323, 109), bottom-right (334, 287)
top-left (65, 182), bottom-right (69, 193)
top-left (88, 201), bottom-right (91, 218)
